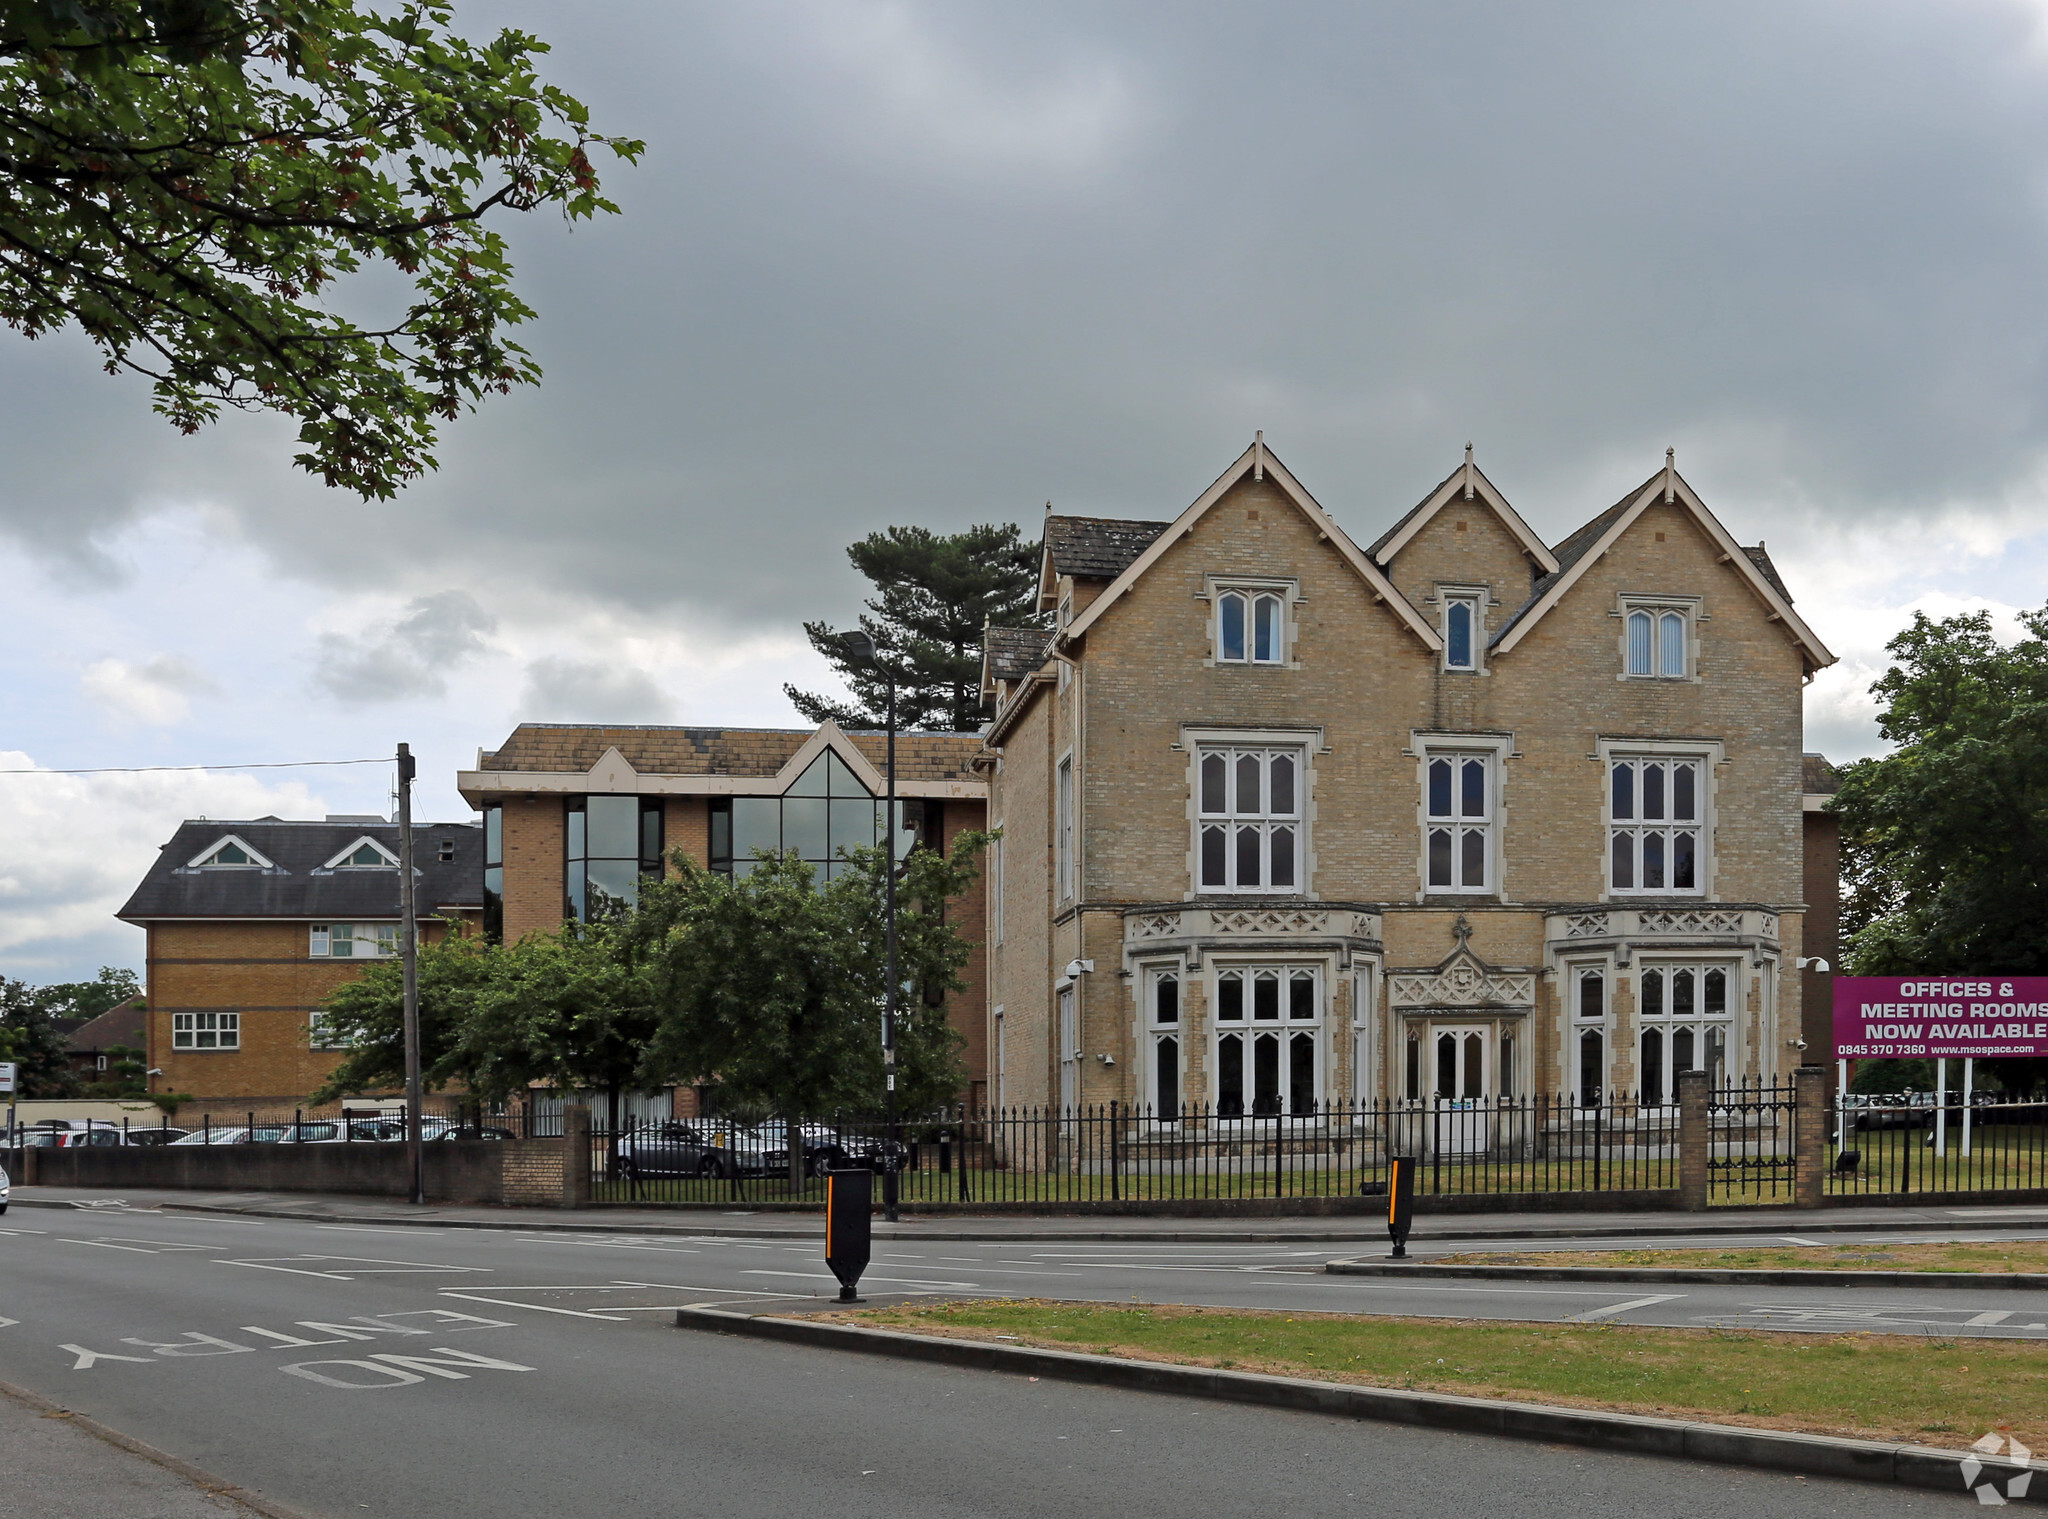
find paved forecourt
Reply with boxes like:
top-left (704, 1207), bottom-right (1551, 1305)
top-left (0, 1204), bottom-right (1998, 1519)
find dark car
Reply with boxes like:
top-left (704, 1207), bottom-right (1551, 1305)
top-left (615, 1121), bottom-right (726, 1179)
top-left (433, 1125), bottom-right (516, 1142)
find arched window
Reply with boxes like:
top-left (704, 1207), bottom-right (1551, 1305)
top-left (1218, 592), bottom-right (1247, 661)
top-left (1659, 611), bottom-right (1687, 676)
top-left (1444, 595), bottom-right (1478, 670)
top-left (1626, 610), bottom-right (1654, 675)
top-left (1252, 593), bottom-right (1283, 662)
top-left (1579, 1029), bottom-right (1605, 1108)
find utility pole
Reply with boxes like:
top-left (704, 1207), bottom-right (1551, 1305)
top-left (396, 742), bottom-right (423, 1207)
top-left (841, 632), bottom-right (903, 1223)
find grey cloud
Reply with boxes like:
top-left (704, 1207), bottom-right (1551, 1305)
top-left (517, 656), bottom-right (677, 724)
top-left (3, 2), bottom-right (2048, 621)
top-left (314, 590), bottom-right (497, 703)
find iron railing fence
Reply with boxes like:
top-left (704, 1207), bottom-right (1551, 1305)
top-left (3, 1097), bottom-right (530, 1148)
top-left (1707, 1077), bottom-right (1798, 1203)
top-left (1826, 1094), bottom-right (2048, 1197)
top-left (590, 1093), bottom-right (1682, 1206)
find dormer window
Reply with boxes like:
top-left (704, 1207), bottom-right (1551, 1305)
top-left (1622, 600), bottom-right (1693, 679)
top-left (1214, 584), bottom-right (1288, 665)
top-left (189, 835), bottom-right (274, 870)
top-left (321, 836), bottom-right (399, 871)
top-left (1442, 592), bottom-right (1482, 671)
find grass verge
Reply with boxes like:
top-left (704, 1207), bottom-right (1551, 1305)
top-left (1433, 1240), bottom-right (2048, 1273)
top-left (830, 1299), bottom-right (2048, 1448)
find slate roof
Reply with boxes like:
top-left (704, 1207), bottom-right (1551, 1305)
top-left (1488, 473), bottom-right (1656, 649)
top-left (1802, 753), bottom-right (1842, 795)
top-left (1044, 516), bottom-right (1171, 579)
top-left (66, 997), bottom-right (145, 1054)
top-left (117, 819), bottom-right (483, 922)
top-left (477, 725), bottom-right (984, 783)
top-left (984, 625), bottom-right (1053, 683)
top-left (1745, 544), bottom-right (1792, 604)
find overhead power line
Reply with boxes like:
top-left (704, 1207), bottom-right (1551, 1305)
top-left (0, 758), bottom-right (392, 775)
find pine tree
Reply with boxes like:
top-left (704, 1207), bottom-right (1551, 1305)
top-left (785, 523), bottom-right (1046, 732)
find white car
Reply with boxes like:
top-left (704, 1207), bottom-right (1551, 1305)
top-left (1, 1161), bottom-right (9, 1214)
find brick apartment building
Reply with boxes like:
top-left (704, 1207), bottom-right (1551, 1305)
top-left (456, 721), bottom-right (992, 1107)
top-left (117, 817), bottom-right (482, 1104)
top-left (978, 439), bottom-right (1841, 1117)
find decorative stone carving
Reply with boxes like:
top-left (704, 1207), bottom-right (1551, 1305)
top-left (1637, 909), bottom-right (1745, 935)
top-left (1389, 952), bottom-right (1536, 1009)
top-left (1131, 913), bottom-right (1181, 940)
top-left (1566, 912), bottom-right (1609, 938)
top-left (1210, 908), bottom-right (1331, 935)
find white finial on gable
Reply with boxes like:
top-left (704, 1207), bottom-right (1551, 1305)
top-left (1253, 430), bottom-right (1265, 482)
top-left (1463, 441), bottom-right (1474, 501)
top-left (1664, 446), bottom-right (1676, 504)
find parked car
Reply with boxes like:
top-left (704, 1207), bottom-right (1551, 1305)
top-left (434, 1125), bottom-right (515, 1142)
top-left (1845, 1092), bottom-right (1935, 1131)
top-left (166, 1124), bottom-right (322, 1144)
top-left (1, 1160), bottom-right (9, 1215)
top-left (615, 1121), bottom-right (727, 1179)
top-left (754, 1120), bottom-right (898, 1179)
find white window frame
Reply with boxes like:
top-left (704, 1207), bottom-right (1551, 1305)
top-left (1055, 756), bottom-right (1075, 903)
top-left (309, 1008), bottom-right (355, 1051)
top-left (1439, 587), bottom-right (1485, 672)
top-left (321, 835), bottom-right (399, 871)
top-left (1350, 966), bottom-right (1378, 1104)
top-left (1634, 960), bottom-right (1738, 1105)
top-left (1569, 965), bottom-right (1608, 1109)
top-left (172, 1011), bottom-right (239, 1051)
top-left (1208, 962), bottom-right (1325, 1118)
top-left (310, 922), bottom-right (399, 958)
top-left (1413, 733), bottom-right (1511, 899)
top-left (1600, 739), bottom-right (1720, 899)
top-left (1142, 964), bottom-right (1184, 1120)
top-left (1618, 596), bottom-right (1700, 680)
top-left (187, 834), bottom-right (274, 870)
top-left (1206, 577), bottom-right (1297, 667)
top-left (1193, 741), bottom-right (1307, 895)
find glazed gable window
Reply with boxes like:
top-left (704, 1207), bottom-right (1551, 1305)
top-left (1621, 600), bottom-right (1694, 678)
top-left (1213, 583), bottom-right (1290, 665)
top-left (1441, 591), bottom-right (1482, 671)
top-left (1197, 745), bottom-right (1303, 893)
top-left (1608, 755), bottom-right (1706, 895)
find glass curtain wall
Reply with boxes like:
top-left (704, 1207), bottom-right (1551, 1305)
top-left (708, 750), bottom-right (931, 881)
top-left (566, 795), bottom-right (664, 921)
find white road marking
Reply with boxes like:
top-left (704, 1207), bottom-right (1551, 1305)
top-left (0, 1317), bottom-right (17, 1329)
top-left (1568, 1294), bottom-right (1686, 1322)
top-left (220, 1255), bottom-right (490, 1279)
top-left (1966, 1310), bottom-right (2014, 1326)
top-left (434, 1291), bottom-right (628, 1321)
top-left (62, 1343), bottom-right (155, 1370)
top-left (1780, 1236), bottom-right (1824, 1246)
top-left (62, 1237), bottom-right (216, 1254)
top-left (0, 1227), bottom-right (49, 1235)
top-left (610, 1280), bottom-right (812, 1299)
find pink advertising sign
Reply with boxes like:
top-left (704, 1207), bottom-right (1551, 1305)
top-left (1833, 977), bottom-right (2048, 1059)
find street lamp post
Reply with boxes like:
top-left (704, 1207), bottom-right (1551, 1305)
top-left (840, 632), bottom-right (901, 1223)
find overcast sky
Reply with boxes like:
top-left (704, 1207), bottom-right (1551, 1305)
top-left (6, 0), bottom-right (2048, 982)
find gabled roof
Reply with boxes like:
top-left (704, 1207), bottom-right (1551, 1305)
top-left (66, 997), bottom-right (146, 1054)
top-left (1802, 753), bottom-right (1842, 795)
top-left (982, 625), bottom-right (1054, 694)
top-left (1059, 438), bottom-right (1442, 651)
top-left (1368, 447), bottom-right (1559, 574)
top-left (185, 833), bottom-right (276, 871)
top-left (319, 835), bottom-right (400, 871)
top-left (121, 820), bottom-right (482, 922)
top-left (1037, 516), bottom-right (1172, 609)
top-left (1489, 460), bottom-right (1835, 675)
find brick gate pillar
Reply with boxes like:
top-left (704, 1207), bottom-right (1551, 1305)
top-left (1792, 1065), bottom-right (1826, 1207)
top-left (562, 1104), bottom-right (591, 1210)
top-left (1677, 1070), bottom-right (1709, 1210)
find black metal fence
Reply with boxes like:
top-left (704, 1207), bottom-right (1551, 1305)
top-left (1826, 1093), bottom-right (2048, 1197)
top-left (1708, 1077), bottom-right (1798, 1202)
top-left (591, 1093), bottom-right (1682, 1206)
top-left (3, 1097), bottom-right (524, 1148)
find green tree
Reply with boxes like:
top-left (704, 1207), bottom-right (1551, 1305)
top-left (309, 925), bottom-right (498, 1101)
top-left (32, 965), bottom-right (140, 1029)
top-left (0, 976), bottom-right (79, 1097)
top-left (785, 523), bottom-right (1045, 732)
top-left (631, 837), bottom-right (983, 1184)
top-left (449, 919), bottom-right (659, 1134)
top-left (1835, 602), bottom-right (2048, 1095)
top-left (0, 0), bottom-right (639, 497)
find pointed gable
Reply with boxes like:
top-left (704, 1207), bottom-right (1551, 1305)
top-left (1060, 438), bottom-right (1440, 650)
top-left (1369, 446), bottom-right (1558, 576)
top-left (1491, 458), bottom-right (1834, 675)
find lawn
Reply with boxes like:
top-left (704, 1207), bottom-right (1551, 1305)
top-left (832, 1299), bottom-right (2048, 1448)
top-left (1433, 1240), bottom-right (2048, 1273)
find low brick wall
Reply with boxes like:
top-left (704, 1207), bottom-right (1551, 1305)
top-left (2, 1139), bottom-right (569, 1207)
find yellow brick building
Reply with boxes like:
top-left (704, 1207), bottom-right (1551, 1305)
top-left (979, 439), bottom-right (1839, 1117)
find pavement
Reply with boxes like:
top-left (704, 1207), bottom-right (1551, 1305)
top-left (0, 1202), bottom-right (2005, 1517)
top-left (13, 1183), bottom-right (2048, 1242)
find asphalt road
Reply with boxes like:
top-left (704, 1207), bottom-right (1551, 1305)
top-left (0, 1205), bottom-right (2030, 1518)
